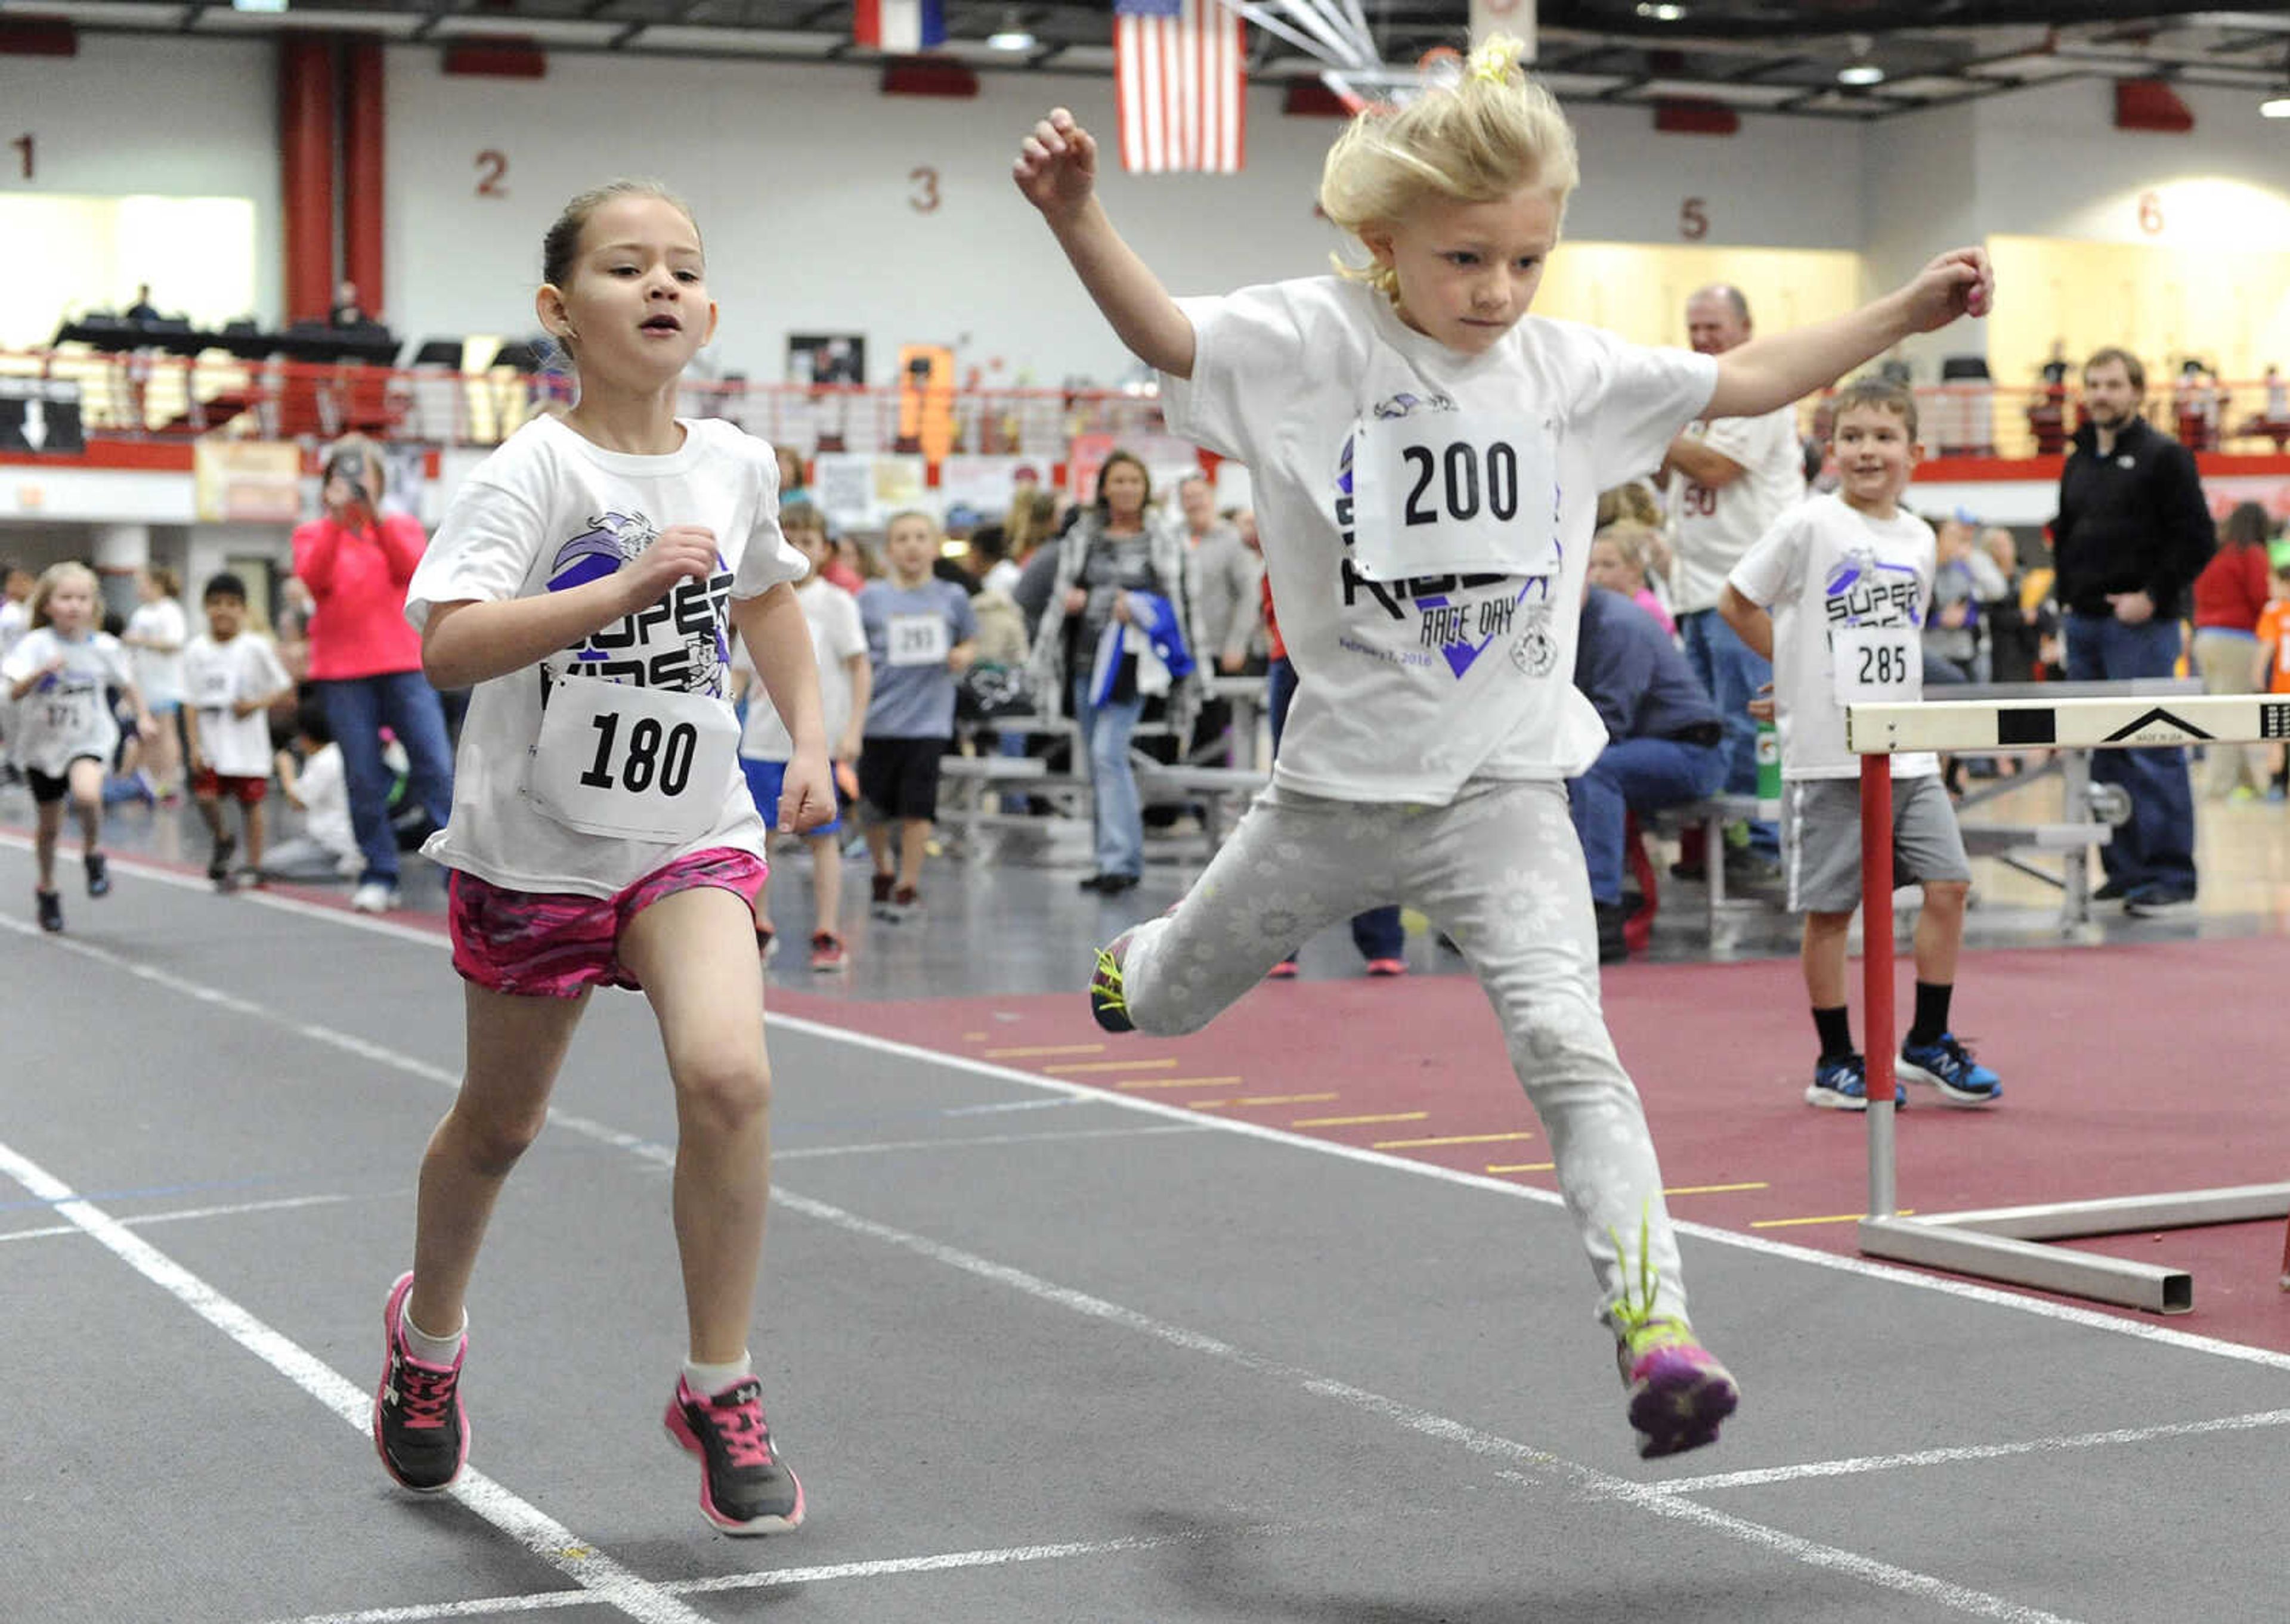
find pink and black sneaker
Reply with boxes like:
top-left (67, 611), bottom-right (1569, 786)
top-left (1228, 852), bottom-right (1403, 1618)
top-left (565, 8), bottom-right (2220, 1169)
top-left (1617, 1319), bottom-right (1739, 1459)
top-left (663, 1375), bottom-right (805, 1536)
top-left (372, 1272), bottom-right (469, 1492)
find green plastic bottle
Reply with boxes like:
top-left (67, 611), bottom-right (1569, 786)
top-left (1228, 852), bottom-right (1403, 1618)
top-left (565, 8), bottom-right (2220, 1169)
top-left (1754, 718), bottom-right (1781, 822)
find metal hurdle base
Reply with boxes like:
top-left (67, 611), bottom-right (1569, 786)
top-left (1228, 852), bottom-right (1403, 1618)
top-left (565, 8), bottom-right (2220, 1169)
top-left (1859, 1183), bottom-right (2290, 1315)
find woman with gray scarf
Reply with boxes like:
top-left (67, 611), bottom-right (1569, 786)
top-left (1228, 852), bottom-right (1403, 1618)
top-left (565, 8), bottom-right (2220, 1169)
top-left (1025, 451), bottom-right (1196, 892)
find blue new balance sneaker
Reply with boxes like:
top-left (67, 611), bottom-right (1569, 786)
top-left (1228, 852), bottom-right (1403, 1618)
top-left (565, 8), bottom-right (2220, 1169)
top-left (1898, 1032), bottom-right (2002, 1105)
top-left (1804, 1053), bottom-right (1904, 1111)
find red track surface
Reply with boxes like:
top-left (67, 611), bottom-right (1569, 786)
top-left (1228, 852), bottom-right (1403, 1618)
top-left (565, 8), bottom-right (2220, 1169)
top-left (773, 939), bottom-right (2290, 1356)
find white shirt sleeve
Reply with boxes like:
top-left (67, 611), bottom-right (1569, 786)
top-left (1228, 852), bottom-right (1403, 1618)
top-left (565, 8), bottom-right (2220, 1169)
top-left (405, 473), bottom-right (547, 631)
top-left (1156, 283), bottom-right (1310, 464)
top-left (250, 634), bottom-right (292, 695)
top-left (829, 591), bottom-right (867, 661)
top-left (98, 635), bottom-right (137, 692)
top-left (1578, 331), bottom-right (1720, 489)
top-left (730, 435), bottom-right (807, 600)
top-left (1700, 406), bottom-right (1790, 469)
top-left (1, 629), bottom-right (44, 685)
top-left (1727, 504), bottom-right (1808, 610)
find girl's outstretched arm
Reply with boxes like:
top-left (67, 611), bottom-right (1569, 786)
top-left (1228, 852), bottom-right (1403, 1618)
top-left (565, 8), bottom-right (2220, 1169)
top-left (1014, 108), bottom-right (1195, 380)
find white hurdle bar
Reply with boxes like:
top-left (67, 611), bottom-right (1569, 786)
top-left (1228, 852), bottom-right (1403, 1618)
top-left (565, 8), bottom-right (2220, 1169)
top-left (1845, 692), bottom-right (2290, 1314)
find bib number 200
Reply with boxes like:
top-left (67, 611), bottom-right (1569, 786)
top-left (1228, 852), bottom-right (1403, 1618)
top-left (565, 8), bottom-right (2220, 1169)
top-left (1401, 441), bottom-right (1521, 528)
top-left (578, 711), bottom-right (697, 796)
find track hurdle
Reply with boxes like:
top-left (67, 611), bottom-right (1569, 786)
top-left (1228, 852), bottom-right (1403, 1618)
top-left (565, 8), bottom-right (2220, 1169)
top-left (1845, 690), bottom-right (2290, 1314)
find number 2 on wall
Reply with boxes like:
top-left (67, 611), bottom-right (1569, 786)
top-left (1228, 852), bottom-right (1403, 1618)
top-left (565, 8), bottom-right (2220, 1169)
top-left (10, 134), bottom-right (31, 182)
top-left (476, 150), bottom-right (508, 197)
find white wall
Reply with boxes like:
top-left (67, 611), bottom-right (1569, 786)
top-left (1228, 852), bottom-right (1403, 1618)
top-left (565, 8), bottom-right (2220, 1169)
top-left (1860, 102), bottom-right (1982, 380)
top-left (0, 35), bottom-right (280, 326)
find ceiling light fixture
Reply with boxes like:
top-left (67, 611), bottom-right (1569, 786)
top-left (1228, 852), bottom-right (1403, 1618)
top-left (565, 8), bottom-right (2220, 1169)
top-left (1635, 2), bottom-right (1687, 20)
top-left (1837, 34), bottom-right (1883, 86)
top-left (231, 0), bottom-right (289, 12)
top-left (987, 7), bottom-right (1035, 52)
top-left (2264, 96), bottom-right (2290, 118)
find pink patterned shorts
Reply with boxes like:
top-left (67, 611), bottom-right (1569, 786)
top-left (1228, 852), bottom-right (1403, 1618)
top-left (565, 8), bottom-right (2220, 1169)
top-left (447, 848), bottom-right (769, 999)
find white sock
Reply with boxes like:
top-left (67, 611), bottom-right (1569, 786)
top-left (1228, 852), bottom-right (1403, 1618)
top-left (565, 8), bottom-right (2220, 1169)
top-left (683, 1353), bottom-right (753, 1398)
top-left (399, 1301), bottom-right (466, 1366)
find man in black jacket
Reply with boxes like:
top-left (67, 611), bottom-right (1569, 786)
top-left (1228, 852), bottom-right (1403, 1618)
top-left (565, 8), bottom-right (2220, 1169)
top-left (2053, 348), bottom-right (2217, 912)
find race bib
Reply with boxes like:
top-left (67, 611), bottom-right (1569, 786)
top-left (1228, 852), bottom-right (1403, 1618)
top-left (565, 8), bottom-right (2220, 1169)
top-left (528, 676), bottom-right (739, 843)
top-left (1348, 408), bottom-right (1559, 582)
top-left (193, 664), bottom-right (235, 711)
top-left (1831, 624), bottom-right (1919, 708)
top-left (38, 683), bottom-right (98, 737)
top-left (886, 611), bottom-right (951, 668)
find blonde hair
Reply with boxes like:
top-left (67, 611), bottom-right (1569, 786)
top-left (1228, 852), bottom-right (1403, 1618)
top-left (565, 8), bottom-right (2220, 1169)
top-left (883, 509), bottom-right (941, 543)
top-left (28, 560), bottom-right (100, 630)
top-left (1319, 34), bottom-right (1579, 299)
top-left (1592, 521), bottom-right (1657, 585)
top-left (1595, 482), bottom-right (1661, 532)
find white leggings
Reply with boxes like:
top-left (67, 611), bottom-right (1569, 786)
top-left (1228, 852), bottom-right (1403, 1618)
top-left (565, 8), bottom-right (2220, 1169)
top-left (1119, 777), bottom-right (1688, 1331)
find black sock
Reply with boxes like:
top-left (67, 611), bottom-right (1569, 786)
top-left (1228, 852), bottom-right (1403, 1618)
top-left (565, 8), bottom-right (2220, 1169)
top-left (1812, 1005), bottom-right (1855, 1061)
top-left (1908, 981), bottom-right (1952, 1047)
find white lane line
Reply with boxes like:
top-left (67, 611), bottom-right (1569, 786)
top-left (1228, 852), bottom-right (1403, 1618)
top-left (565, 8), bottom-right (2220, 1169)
top-left (778, 1123), bottom-right (1209, 1161)
top-left (766, 1184), bottom-right (2087, 1624)
top-left (0, 1191), bottom-right (359, 1245)
top-left (1638, 1406), bottom-right (2290, 1497)
top-left (1492, 1469), bottom-right (2084, 1624)
top-left (0, 1135), bottom-right (710, 1624)
top-left (939, 1096), bottom-right (1081, 1116)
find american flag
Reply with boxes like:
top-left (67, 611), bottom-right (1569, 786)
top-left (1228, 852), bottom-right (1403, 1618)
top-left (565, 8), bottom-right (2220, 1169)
top-left (1114, 0), bottom-right (1246, 175)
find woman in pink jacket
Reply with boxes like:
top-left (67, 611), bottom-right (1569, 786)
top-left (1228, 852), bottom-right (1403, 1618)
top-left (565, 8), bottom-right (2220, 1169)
top-left (293, 436), bottom-right (456, 912)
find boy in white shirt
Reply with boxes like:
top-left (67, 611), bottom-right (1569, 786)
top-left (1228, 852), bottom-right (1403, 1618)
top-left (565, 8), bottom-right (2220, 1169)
top-left (182, 572), bottom-right (295, 888)
top-left (266, 699), bottom-right (362, 881)
top-left (732, 510), bottom-right (871, 970)
top-left (1719, 379), bottom-right (2003, 1111)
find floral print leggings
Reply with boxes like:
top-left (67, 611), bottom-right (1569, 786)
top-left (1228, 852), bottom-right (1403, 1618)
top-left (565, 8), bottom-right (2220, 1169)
top-left (1115, 777), bottom-right (1691, 1334)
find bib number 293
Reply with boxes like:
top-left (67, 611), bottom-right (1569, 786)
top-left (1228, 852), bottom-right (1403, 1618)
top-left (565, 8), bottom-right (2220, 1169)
top-left (578, 711), bottom-right (697, 797)
top-left (1400, 442), bottom-right (1521, 528)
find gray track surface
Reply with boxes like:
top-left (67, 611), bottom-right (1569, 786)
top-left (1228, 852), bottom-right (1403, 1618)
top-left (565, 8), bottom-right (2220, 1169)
top-left (4, 843), bottom-right (2286, 1624)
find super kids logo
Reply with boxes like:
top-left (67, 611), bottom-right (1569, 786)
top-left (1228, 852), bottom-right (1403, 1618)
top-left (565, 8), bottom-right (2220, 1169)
top-left (1820, 548), bottom-right (1923, 630)
top-left (547, 511), bottom-right (734, 693)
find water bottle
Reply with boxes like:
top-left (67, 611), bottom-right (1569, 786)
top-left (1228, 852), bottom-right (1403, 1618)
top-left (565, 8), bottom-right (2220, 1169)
top-left (1755, 718), bottom-right (1781, 823)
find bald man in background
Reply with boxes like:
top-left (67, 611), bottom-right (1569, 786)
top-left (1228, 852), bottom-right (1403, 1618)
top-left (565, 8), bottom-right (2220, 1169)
top-left (1660, 284), bottom-right (1806, 878)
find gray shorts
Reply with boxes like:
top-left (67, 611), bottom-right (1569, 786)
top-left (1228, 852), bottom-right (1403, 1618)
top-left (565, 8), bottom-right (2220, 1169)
top-left (1783, 773), bottom-right (1972, 915)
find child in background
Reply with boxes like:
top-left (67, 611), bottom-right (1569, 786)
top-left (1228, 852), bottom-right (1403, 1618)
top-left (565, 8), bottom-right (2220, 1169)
top-left (183, 572), bottom-right (295, 888)
top-left (1586, 521), bottom-right (1676, 636)
top-left (857, 510), bottom-right (977, 923)
top-left (379, 180), bottom-right (829, 1536)
top-left (267, 699), bottom-right (362, 881)
top-left (1719, 378), bottom-right (2003, 1112)
top-left (2248, 543), bottom-right (2290, 800)
top-left (122, 565), bottom-right (189, 801)
top-left (2, 561), bottom-right (151, 931)
top-left (1018, 35), bottom-right (1992, 1456)
top-left (733, 506), bottom-right (871, 969)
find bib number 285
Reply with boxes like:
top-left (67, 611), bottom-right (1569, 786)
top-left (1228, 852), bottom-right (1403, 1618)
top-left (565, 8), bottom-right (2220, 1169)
top-left (578, 711), bottom-right (697, 797)
top-left (1856, 641), bottom-right (1910, 687)
top-left (1401, 442), bottom-right (1521, 528)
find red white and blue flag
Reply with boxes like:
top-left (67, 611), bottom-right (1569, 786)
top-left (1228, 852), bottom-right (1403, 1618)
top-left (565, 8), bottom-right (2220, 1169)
top-left (853, 0), bottom-right (945, 52)
top-left (1115, 0), bottom-right (1246, 174)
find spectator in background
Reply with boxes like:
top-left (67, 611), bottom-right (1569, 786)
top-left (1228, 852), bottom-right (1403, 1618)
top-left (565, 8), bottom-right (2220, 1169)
top-left (1659, 284), bottom-right (1806, 879)
top-left (1570, 579), bottom-right (1726, 964)
top-left (1587, 522), bottom-right (1675, 637)
top-left (775, 445), bottom-right (810, 510)
top-left (265, 699), bottom-right (362, 882)
top-left (121, 565), bottom-right (188, 802)
top-left (293, 433), bottom-right (456, 914)
top-left (329, 280), bottom-right (367, 328)
top-left (1923, 516), bottom-right (2006, 684)
top-left (2190, 500), bottom-right (2276, 800)
top-left (957, 526), bottom-right (1030, 668)
top-left (1978, 528), bottom-right (2049, 692)
top-left (125, 284), bottom-right (160, 324)
top-left (1027, 451), bottom-right (1192, 895)
top-left (2053, 348), bottom-right (2216, 913)
top-left (1176, 474), bottom-right (1262, 764)
top-left (968, 523), bottom-right (1024, 597)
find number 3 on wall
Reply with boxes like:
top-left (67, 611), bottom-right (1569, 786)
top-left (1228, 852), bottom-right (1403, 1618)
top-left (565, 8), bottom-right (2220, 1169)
top-left (909, 165), bottom-right (940, 213)
top-left (476, 150), bottom-right (507, 198)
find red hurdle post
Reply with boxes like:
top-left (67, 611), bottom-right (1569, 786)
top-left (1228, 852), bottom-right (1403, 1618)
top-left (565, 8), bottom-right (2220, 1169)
top-left (1859, 746), bottom-right (1898, 1217)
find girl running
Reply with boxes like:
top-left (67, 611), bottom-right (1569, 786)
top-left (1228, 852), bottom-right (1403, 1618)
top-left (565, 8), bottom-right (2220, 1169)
top-left (1017, 36), bottom-right (1991, 1458)
top-left (373, 179), bottom-right (831, 1535)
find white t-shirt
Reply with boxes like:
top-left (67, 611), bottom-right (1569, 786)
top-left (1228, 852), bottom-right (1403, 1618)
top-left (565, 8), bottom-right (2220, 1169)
top-left (404, 414), bottom-right (808, 898)
top-left (0, 599), bottom-right (27, 661)
top-left (1726, 492), bottom-right (1939, 780)
top-left (296, 741), bottom-right (357, 857)
top-left (0, 627), bottom-right (133, 776)
top-left (1159, 276), bottom-right (1716, 802)
top-left (733, 576), bottom-right (866, 763)
top-left (1667, 404), bottom-right (1806, 615)
top-left (127, 598), bottom-right (189, 706)
top-left (184, 631), bottom-right (292, 778)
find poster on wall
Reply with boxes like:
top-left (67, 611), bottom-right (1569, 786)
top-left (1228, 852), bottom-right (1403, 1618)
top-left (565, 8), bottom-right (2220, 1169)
top-left (811, 452), bottom-right (932, 533)
top-left (937, 455), bottom-right (1044, 522)
top-left (194, 441), bottom-right (302, 523)
top-left (787, 333), bottom-right (867, 387)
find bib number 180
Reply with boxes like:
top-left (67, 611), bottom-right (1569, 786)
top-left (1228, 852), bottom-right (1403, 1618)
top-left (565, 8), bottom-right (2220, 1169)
top-left (578, 711), bottom-right (697, 797)
top-left (1401, 441), bottom-right (1520, 527)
